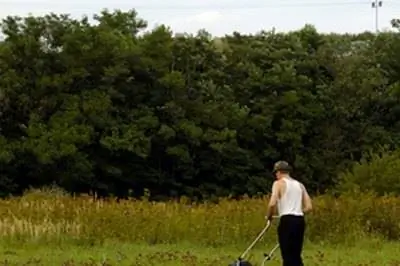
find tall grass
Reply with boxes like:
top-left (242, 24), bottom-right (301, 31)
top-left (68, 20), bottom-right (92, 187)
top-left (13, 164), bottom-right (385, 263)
top-left (0, 188), bottom-right (398, 248)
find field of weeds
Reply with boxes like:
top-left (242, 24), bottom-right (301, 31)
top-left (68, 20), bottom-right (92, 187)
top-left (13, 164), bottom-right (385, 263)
top-left (0, 189), bottom-right (398, 265)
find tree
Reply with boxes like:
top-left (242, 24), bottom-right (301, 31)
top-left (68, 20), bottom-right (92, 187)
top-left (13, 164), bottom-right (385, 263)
top-left (0, 10), bottom-right (399, 199)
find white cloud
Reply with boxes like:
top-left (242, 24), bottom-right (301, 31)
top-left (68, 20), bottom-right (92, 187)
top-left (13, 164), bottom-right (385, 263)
top-left (168, 10), bottom-right (223, 26)
top-left (186, 11), bottom-right (222, 24)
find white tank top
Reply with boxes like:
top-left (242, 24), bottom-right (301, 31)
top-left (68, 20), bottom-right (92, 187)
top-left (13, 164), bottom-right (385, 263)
top-left (277, 177), bottom-right (304, 216)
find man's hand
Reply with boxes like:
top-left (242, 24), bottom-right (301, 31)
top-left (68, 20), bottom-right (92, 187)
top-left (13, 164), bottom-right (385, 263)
top-left (265, 215), bottom-right (279, 223)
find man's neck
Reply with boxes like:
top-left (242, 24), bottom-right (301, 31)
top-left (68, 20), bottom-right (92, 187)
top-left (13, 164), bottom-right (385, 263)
top-left (279, 174), bottom-right (290, 179)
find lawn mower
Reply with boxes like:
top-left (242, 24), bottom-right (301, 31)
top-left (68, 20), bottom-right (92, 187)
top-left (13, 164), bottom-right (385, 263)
top-left (228, 219), bottom-right (280, 266)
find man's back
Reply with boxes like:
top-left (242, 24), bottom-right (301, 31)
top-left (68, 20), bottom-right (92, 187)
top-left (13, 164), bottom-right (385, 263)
top-left (277, 177), bottom-right (304, 217)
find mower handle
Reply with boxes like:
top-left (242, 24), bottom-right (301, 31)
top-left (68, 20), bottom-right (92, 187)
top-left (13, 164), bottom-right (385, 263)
top-left (238, 219), bottom-right (272, 260)
top-left (261, 243), bottom-right (280, 265)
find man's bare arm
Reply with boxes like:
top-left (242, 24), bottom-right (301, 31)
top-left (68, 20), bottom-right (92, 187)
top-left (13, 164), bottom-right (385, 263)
top-left (301, 183), bottom-right (312, 213)
top-left (266, 181), bottom-right (280, 220)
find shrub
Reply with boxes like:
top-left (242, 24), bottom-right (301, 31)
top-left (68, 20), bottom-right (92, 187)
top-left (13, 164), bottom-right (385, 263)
top-left (337, 148), bottom-right (400, 196)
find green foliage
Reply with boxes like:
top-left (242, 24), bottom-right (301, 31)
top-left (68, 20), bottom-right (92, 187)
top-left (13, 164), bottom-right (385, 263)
top-left (338, 147), bottom-right (400, 195)
top-left (0, 9), bottom-right (400, 199)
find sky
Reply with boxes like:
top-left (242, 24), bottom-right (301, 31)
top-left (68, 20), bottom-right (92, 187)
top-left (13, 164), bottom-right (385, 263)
top-left (0, 0), bottom-right (400, 36)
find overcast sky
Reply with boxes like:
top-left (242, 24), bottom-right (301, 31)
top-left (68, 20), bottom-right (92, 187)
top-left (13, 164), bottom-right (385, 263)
top-left (1, 0), bottom-right (400, 36)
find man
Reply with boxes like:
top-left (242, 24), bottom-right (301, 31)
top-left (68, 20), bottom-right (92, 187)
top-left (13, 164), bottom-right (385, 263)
top-left (266, 160), bottom-right (312, 266)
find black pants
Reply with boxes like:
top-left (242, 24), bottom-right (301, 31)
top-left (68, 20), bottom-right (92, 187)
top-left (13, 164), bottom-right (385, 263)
top-left (277, 214), bottom-right (305, 266)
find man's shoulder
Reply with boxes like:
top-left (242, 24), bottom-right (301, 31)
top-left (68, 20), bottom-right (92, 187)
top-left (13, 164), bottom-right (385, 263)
top-left (273, 179), bottom-right (284, 185)
top-left (297, 181), bottom-right (307, 191)
top-left (273, 179), bottom-right (286, 189)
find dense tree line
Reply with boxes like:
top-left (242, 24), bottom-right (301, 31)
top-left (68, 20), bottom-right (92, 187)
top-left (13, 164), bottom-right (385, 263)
top-left (0, 9), bottom-right (400, 200)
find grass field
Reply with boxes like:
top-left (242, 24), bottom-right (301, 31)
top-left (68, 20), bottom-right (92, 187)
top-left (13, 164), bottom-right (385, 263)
top-left (0, 188), bottom-right (398, 265)
top-left (0, 240), bottom-right (399, 265)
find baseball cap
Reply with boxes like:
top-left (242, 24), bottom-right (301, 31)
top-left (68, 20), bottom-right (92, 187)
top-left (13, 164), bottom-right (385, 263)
top-left (272, 160), bottom-right (292, 173)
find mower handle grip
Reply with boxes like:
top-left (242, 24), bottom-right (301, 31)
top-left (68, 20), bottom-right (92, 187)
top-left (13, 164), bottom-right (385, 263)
top-left (264, 215), bottom-right (279, 222)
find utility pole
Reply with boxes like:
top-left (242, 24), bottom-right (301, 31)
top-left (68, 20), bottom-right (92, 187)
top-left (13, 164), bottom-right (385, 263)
top-left (371, 0), bottom-right (383, 33)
